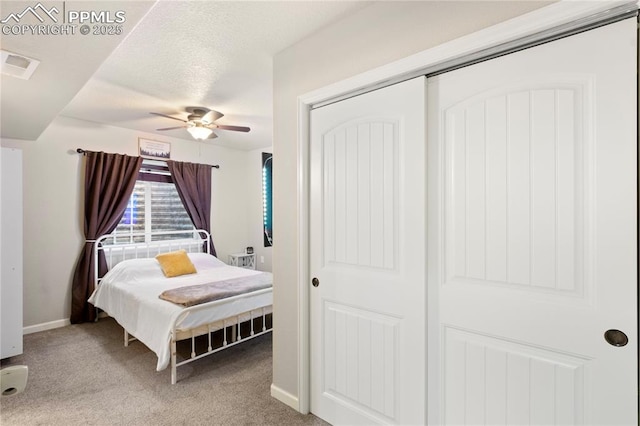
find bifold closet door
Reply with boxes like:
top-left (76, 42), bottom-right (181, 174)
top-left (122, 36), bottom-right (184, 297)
top-left (310, 77), bottom-right (427, 425)
top-left (427, 18), bottom-right (637, 425)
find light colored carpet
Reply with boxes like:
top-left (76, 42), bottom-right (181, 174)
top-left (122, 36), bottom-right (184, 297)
top-left (0, 318), bottom-right (326, 425)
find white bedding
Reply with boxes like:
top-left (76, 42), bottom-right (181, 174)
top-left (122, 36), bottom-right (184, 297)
top-left (88, 253), bottom-right (272, 371)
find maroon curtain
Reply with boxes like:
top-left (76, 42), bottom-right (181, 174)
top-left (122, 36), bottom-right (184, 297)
top-left (70, 151), bottom-right (142, 323)
top-left (167, 160), bottom-right (216, 256)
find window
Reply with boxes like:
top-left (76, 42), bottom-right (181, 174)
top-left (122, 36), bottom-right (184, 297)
top-left (262, 152), bottom-right (273, 247)
top-left (111, 161), bottom-right (195, 244)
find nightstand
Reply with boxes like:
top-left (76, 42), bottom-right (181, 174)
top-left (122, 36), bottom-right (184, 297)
top-left (228, 253), bottom-right (256, 270)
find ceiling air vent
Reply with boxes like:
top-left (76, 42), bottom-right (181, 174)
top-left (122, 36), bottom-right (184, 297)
top-left (1, 50), bottom-right (40, 80)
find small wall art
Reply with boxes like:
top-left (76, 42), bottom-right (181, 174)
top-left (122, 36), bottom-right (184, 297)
top-left (139, 138), bottom-right (171, 160)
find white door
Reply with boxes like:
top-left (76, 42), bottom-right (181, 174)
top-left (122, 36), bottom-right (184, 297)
top-left (310, 77), bottom-right (427, 425)
top-left (427, 19), bottom-right (637, 425)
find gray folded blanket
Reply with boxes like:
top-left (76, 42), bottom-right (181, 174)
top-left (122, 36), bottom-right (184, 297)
top-left (159, 272), bottom-right (272, 307)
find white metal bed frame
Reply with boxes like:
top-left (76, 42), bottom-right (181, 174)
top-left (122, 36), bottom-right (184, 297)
top-left (94, 229), bottom-right (273, 384)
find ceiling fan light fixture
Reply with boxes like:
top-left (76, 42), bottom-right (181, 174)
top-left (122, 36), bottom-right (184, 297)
top-left (152, 107), bottom-right (247, 140)
top-left (187, 124), bottom-right (213, 140)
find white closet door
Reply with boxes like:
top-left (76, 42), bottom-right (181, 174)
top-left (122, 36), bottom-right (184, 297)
top-left (427, 19), bottom-right (637, 425)
top-left (310, 77), bottom-right (427, 425)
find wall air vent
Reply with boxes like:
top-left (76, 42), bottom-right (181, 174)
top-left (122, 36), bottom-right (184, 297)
top-left (1, 50), bottom-right (40, 80)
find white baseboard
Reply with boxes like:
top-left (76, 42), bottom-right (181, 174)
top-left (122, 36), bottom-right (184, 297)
top-left (23, 318), bottom-right (70, 335)
top-left (270, 383), bottom-right (300, 412)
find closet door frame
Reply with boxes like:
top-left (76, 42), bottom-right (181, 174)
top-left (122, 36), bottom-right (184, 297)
top-left (293, 0), bottom-right (639, 416)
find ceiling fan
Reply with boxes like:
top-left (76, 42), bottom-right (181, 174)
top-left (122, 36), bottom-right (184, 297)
top-left (150, 107), bottom-right (250, 140)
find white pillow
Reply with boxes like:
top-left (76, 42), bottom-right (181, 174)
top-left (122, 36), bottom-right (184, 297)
top-left (188, 252), bottom-right (226, 270)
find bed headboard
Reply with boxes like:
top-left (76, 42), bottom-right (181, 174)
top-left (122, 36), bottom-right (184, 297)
top-left (94, 229), bottom-right (211, 286)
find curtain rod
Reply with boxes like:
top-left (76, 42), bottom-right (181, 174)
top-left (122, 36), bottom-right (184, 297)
top-left (75, 148), bottom-right (220, 169)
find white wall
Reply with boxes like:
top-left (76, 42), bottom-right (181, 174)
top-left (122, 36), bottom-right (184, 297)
top-left (1, 115), bottom-right (266, 328)
top-left (272, 0), bottom-right (551, 407)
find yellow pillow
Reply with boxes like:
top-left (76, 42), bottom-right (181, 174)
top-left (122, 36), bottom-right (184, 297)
top-left (155, 250), bottom-right (197, 278)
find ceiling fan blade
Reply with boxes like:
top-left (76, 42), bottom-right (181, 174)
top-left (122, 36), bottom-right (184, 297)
top-left (215, 124), bottom-right (250, 132)
top-left (156, 126), bottom-right (187, 131)
top-left (150, 112), bottom-right (187, 123)
top-left (207, 132), bottom-right (218, 139)
top-left (201, 109), bottom-right (224, 123)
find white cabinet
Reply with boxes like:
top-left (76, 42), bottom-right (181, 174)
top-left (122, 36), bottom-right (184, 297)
top-left (228, 253), bottom-right (256, 270)
top-left (1, 148), bottom-right (23, 359)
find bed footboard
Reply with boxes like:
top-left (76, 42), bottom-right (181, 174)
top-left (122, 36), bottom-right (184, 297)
top-left (170, 306), bottom-right (272, 384)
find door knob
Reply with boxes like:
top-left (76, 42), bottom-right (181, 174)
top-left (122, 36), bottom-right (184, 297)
top-left (312, 277), bottom-right (319, 287)
top-left (604, 329), bottom-right (628, 347)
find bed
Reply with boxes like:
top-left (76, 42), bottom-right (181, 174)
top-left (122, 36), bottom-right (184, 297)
top-left (87, 230), bottom-right (272, 384)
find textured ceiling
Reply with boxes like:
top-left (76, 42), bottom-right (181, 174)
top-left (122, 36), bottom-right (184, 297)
top-left (0, 1), bottom-right (368, 148)
top-left (59, 1), bottom-right (370, 150)
top-left (0, 1), bottom-right (155, 140)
